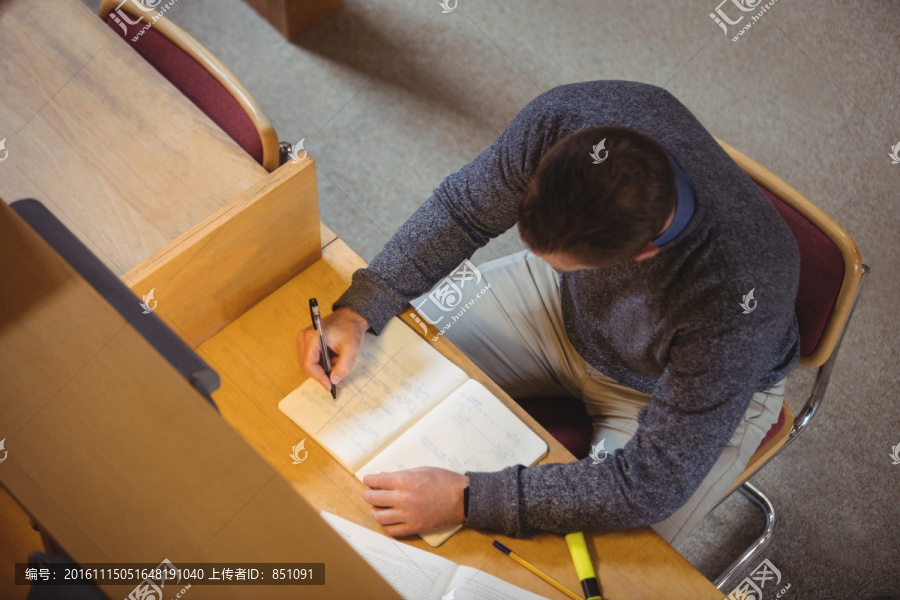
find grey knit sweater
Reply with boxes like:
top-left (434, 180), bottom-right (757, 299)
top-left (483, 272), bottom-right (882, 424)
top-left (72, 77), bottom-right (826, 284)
top-left (335, 80), bottom-right (800, 537)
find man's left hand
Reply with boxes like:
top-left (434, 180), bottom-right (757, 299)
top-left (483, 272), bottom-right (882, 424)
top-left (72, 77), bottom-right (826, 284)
top-left (362, 467), bottom-right (469, 537)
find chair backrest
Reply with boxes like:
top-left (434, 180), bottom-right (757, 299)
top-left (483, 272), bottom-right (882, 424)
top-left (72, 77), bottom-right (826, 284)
top-left (716, 140), bottom-right (864, 367)
top-left (99, 0), bottom-right (280, 172)
top-left (753, 184), bottom-right (843, 357)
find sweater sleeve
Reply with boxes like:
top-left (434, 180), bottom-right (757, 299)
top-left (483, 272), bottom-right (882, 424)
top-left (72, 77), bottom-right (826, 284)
top-left (334, 96), bottom-right (555, 333)
top-left (465, 291), bottom-right (797, 537)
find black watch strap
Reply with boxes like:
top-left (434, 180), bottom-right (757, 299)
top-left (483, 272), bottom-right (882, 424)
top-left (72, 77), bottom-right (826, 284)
top-left (463, 486), bottom-right (470, 520)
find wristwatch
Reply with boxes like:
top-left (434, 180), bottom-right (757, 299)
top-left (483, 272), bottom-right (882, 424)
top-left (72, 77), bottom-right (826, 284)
top-left (463, 486), bottom-right (470, 520)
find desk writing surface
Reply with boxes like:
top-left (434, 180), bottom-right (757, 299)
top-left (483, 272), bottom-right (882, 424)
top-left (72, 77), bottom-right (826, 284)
top-left (196, 239), bottom-right (724, 600)
top-left (0, 0), bottom-right (267, 275)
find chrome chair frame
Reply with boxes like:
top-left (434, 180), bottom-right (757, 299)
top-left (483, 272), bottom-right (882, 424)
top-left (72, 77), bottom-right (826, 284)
top-left (714, 264), bottom-right (869, 591)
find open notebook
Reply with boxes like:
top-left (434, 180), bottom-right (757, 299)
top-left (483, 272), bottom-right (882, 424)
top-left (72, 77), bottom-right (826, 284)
top-left (279, 318), bottom-right (548, 546)
top-left (321, 512), bottom-right (549, 600)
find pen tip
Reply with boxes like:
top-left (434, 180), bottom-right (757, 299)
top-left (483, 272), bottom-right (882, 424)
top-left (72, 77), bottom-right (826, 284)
top-left (331, 385), bottom-right (336, 400)
top-left (492, 540), bottom-right (511, 554)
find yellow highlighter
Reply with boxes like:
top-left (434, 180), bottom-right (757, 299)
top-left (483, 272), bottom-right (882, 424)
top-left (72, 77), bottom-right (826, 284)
top-left (565, 532), bottom-right (602, 600)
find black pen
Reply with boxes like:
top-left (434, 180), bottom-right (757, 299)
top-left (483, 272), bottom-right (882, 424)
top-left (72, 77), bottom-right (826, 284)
top-left (309, 298), bottom-right (336, 399)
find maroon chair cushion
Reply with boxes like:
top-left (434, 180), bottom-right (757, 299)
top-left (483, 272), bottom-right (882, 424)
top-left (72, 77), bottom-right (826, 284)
top-left (753, 183), bottom-right (844, 356)
top-left (517, 398), bottom-right (788, 459)
top-left (757, 405), bottom-right (787, 450)
top-left (106, 14), bottom-right (264, 165)
top-left (516, 397), bottom-right (594, 459)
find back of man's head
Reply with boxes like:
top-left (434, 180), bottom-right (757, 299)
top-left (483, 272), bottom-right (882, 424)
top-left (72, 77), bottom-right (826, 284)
top-left (518, 126), bottom-right (676, 267)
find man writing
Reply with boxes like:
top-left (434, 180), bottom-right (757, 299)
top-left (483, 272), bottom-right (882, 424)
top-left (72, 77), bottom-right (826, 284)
top-left (297, 80), bottom-right (799, 546)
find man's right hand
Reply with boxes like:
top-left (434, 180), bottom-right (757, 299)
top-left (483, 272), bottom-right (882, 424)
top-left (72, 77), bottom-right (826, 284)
top-left (297, 307), bottom-right (369, 392)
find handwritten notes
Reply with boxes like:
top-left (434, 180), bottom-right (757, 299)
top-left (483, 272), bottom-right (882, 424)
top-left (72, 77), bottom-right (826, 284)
top-left (279, 317), bottom-right (548, 545)
top-left (356, 379), bottom-right (547, 478)
top-left (279, 319), bottom-right (467, 471)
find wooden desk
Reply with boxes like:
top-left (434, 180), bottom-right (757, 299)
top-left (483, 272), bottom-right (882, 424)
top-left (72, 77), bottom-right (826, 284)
top-left (1, 153), bottom-right (723, 598)
top-left (0, 0), bottom-right (267, 275)
top-left (192, 240), bottom-right (725, 600)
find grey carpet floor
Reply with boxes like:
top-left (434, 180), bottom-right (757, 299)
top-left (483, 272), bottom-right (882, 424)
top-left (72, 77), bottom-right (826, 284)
top-left (81, 0), bottom-right (900, 598)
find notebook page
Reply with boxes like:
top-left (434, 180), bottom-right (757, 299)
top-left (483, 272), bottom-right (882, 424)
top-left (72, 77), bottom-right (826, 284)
top-left (279, 318), bottom-right (468, 472)
top-left (447, 566), bottom-right (550, 600)
top-left (320, 511), bottom-right (458, 600)
top-left (355, 379), bottom-right (548, 545)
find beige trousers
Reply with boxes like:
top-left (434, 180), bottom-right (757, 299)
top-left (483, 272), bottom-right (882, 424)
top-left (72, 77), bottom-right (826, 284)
top-left (423, 250), bottom-right (784, 546)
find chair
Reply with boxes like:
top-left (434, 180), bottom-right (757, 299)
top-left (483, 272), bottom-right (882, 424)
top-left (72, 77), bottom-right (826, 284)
top-left (710, 140), bottom-right (867, 590)
top-left (98, 0), bottom-right (291, 172)
top-left (515, 139), bottom-right (868, 591)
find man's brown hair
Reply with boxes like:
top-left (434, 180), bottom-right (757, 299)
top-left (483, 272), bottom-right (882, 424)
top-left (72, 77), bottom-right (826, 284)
top-left (518, 126), bottom-right (676, 267)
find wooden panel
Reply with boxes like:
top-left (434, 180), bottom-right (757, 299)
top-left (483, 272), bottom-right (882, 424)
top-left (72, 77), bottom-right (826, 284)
top-left (0, 199), bottom-right (401, 600)
top-left (242, 0), bottom-right (342, 39)
top-left (123, 158), bottom-right (322, 348)
top-left (0, 0), bottom-right (267, 275)
top-left (196, 238), bottom-right (725, 600)
top-left (320, 221), bottom-right (338, 248)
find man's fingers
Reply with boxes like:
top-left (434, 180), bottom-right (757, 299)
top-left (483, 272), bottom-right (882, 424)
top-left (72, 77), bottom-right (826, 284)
top-left (362, 471), bottom-right (403, 490)
top-left (329, 338), bottom-right (358, 385)
top-left (297, 330), bottom-right (332, 391)
top-left (297, 308), bottom-right (367, 391)
top-left (362, 468), bottom-right (467, 537)
top-left (370, 508), bottom-right (404, 527)
top-left (362, 488), bottom-right (399, 508)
